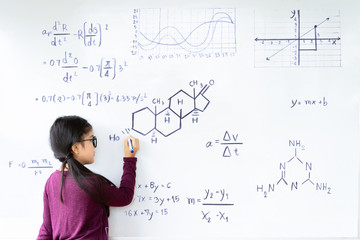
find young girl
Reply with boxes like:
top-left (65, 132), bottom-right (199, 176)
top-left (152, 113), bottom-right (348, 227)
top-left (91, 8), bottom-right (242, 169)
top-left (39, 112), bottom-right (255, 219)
top-left (37, 115), bottom-right (139, 240)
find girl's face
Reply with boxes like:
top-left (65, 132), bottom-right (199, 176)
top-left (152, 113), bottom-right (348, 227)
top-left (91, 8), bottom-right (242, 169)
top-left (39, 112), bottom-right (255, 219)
top-left (73, 129), bottom-right (96, 165)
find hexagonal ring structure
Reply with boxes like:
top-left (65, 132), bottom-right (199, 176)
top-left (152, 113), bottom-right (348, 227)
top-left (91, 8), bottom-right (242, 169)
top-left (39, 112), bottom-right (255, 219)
top-left (156, 107), bottom-right (182, 137)
top-left (168, 90), bottom-right (195, 119)
top-left (132, 107), bottom-right (156, 136)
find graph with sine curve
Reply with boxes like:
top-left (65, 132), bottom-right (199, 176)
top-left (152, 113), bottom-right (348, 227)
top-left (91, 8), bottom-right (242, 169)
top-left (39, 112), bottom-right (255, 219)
top-left (137, 8), bottom-right (237, 55)
top-left (254, 9), bottom-right (341, 67)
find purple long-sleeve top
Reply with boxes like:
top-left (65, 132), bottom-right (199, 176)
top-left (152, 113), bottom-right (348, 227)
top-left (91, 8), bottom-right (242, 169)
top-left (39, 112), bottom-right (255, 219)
top-left (37, 157), bottom-right (137, 240)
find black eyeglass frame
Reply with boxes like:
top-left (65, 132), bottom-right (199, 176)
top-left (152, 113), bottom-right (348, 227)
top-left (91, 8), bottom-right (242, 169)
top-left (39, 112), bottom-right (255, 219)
top-left (79, 136), bottom-right (97, 148)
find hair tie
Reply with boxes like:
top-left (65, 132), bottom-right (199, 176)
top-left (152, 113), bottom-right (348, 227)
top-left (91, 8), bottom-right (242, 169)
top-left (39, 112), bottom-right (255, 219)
top-left (59, 154), bottom-right (72, 163)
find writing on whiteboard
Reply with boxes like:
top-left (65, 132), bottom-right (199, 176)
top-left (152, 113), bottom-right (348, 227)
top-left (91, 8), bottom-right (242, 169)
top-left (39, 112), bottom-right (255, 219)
top-left (43, 51), bottom-right (129, 83)
top-left (290, 97), bottom-right (328, 108)
top-left (132, 8), bottom-right (237, 60)
top-left (132, 80), bottom-right (214, 143)
top-left (42, 21), bottom-right (108, 47)
top-left (205, 130), bottom-right (244, 158)
top-left (125, 181), bottom-right (234, 223)
top-left (256, 140), bottom-right (332, 198)
top-left (35, 91), bottom-right (147, 107)
top-left (9, 158), bottom-right (54, 176)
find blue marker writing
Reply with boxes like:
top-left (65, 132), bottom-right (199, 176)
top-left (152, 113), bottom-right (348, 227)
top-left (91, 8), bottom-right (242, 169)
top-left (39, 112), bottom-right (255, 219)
top-left (128, 138), bottom-right (134, 153)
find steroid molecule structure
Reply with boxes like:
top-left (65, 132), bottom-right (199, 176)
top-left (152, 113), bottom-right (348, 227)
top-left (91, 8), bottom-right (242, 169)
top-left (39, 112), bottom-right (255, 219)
top-left (132, 81), bottom-right (213, 137)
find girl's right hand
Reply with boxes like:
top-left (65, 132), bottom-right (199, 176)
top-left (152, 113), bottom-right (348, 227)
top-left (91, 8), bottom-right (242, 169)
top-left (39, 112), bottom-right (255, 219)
top-left (124, 136), bottom-right (139, 157)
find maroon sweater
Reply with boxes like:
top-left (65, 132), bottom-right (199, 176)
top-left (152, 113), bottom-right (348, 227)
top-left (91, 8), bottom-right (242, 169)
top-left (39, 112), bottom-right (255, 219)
top-left (37, 157), bottom-right (137, 240)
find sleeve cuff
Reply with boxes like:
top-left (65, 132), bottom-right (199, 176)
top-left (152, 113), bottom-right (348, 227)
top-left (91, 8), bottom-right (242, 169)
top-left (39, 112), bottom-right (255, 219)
top-left (124, 157), bottom-right (137, 162)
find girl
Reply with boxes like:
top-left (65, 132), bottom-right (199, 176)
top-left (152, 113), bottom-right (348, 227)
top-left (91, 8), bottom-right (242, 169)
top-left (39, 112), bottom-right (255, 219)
top-left (37, 115), bottom-right (139, 240)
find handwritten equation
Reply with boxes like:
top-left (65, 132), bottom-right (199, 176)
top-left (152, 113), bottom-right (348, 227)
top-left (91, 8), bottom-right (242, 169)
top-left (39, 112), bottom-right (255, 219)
top-left (186, 188), bottom-right (234, 223)
top-left (35, 91), bottom-right (147, 107)
top-left (290, 97), bottom-right (328, 108)
top-left (123, 181), bottom-right (234, 223)
top-left (124, 181), bottom-right (177, 221)
top-left (205, 131), bottom-right (243, 158)
top-left (8, 158), bottom-right (54, 176)
top-left (42, 21), bottom-right (108, 47)
top-left (43, 51), bottom-right (129, 82)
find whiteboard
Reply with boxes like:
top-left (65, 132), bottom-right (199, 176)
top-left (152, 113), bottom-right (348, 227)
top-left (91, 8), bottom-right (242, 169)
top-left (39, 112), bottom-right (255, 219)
top-left (0, 0), bottom-right (359, 239)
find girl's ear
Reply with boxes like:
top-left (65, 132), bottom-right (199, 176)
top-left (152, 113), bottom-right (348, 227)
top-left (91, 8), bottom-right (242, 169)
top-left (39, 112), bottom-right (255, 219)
top-left (72, 143), bottom-right (79, 154)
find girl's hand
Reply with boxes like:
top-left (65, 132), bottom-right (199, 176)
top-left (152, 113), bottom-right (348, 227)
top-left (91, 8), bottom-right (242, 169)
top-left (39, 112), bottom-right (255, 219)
top-left (124, 136), bottom-right (139, 157)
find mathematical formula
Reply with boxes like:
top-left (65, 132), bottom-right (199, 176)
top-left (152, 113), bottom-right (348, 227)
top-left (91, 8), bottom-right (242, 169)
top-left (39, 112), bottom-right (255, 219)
top-left (42, 21), bottom-right (108, 47)
top-left (290, 97), bottom-right (328, 108)
top-left (8, 158), bottom-right (54, 176)
top-left (123, 181), bottom-right (234, 223)
top-left (205, 130), bottom-right (243, 158)
top-left (35, 91), bottom-right (147, 107)
top-left (186, 188), bottom-right (234, 223)
top-left (43, 51), bottom-right (129, 83)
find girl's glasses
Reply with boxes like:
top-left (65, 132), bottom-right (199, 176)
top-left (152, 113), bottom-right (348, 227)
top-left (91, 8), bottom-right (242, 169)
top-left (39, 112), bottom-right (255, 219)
top-left (79, 136), bottom-right (97, 148)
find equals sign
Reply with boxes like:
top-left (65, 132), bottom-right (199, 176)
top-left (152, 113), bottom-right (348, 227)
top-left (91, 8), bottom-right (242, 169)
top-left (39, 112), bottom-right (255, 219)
top-left (192, 110), bottom-right (200, 116)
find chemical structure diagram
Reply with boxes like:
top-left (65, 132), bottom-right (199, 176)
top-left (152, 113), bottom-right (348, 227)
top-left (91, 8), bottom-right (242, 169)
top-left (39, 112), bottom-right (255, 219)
top-left (256, 140), bottom-right (331, 198)
top-left (131, 80), bottom-right (214, 143)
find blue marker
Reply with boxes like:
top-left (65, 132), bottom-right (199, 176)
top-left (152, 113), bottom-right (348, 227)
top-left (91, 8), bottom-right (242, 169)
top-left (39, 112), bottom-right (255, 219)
top-left (128, 138), bottom-right (134, 153)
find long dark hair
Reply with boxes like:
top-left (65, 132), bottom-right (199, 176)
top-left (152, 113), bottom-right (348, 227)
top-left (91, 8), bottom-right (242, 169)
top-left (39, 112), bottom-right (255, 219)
top-left (49, 115), bottom-right (114, 216)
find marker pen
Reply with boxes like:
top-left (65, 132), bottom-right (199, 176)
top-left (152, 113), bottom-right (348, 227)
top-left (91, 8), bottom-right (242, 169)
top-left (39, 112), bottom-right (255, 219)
top-left (128, 138), bottom-right (134, 153)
